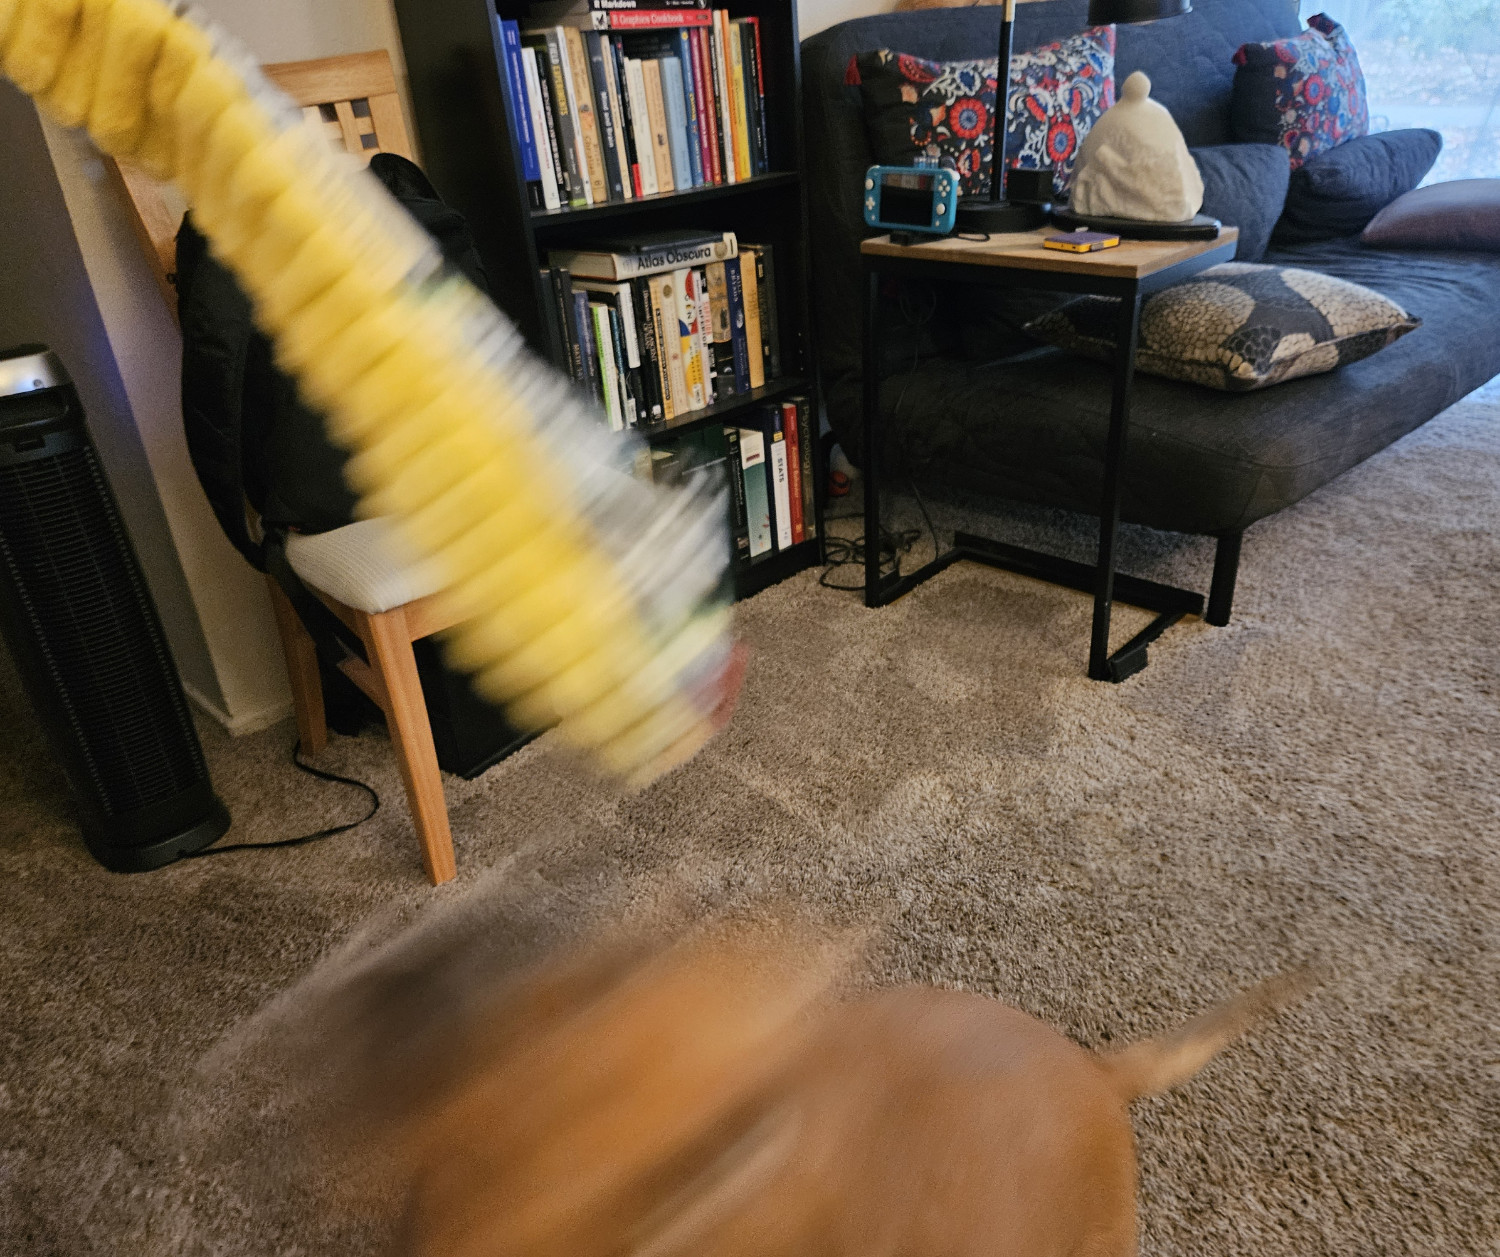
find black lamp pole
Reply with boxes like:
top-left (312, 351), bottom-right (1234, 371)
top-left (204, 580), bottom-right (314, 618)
top-left (990, 0), bottom-right (1017, 207)
top-left (954, 0), bottom-right (1044, 233)
top-left (953, 0), bottom-right (1195, 235)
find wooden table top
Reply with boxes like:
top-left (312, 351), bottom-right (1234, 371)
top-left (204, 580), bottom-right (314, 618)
top-left (861, 227), bottom-right (1240, 279)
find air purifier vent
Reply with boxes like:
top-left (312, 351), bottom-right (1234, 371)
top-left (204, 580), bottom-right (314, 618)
top-left (0, 345), bottom-right (228, 870)
top-left (0, 446), bottom-right (204, 813)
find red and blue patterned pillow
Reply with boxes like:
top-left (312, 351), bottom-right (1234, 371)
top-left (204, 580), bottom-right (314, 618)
top-left (1231, 14), bottom-right (1369, 171)
top-left (850, 26), bottom-right (1117, 199)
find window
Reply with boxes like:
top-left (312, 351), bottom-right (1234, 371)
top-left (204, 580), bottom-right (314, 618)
top-left (1333, 1), bottom-right (1500, 181)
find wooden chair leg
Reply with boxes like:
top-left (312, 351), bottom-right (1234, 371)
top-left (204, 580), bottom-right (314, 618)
top-left (266, 576), bottom-right (328, 756)
top-left (357, 605), bottom-right (457, 885)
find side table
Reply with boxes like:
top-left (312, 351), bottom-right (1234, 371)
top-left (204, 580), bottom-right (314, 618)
top-left (860, 227), bottom-right (1239, 682)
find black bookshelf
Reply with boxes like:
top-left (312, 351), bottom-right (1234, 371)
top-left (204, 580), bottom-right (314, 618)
top-left (390, 0), bottom-right (823, 597)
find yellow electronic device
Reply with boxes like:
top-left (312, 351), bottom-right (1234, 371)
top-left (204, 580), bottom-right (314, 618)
top-left (0, 0), bottom-right (740, 785)
top-left (1043, 230), bottom-right (1122, 254)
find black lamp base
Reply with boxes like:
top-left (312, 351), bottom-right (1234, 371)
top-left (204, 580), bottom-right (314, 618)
top-left (1050, 207), bottom-right (1223, 241)
top-left (953, 198), bottom-right (1048, 235)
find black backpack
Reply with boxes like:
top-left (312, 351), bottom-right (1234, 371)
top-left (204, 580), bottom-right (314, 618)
top-left (176, 153), bottom-right (491, 564)
top-left (176, 156), bottom-right (531, 777)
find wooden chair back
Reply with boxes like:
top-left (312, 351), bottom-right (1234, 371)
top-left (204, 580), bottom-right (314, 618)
top-left (108, 48), bottom-right (413, 316)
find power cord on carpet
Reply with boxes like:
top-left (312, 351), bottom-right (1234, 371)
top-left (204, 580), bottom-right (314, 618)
top-left (185, 740), bottom-right (380, 858)
top-left (819, 519), bottom-right (924, 591)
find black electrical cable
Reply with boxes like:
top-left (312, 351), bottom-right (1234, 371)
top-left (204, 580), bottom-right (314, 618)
top-left (185, 739), bottom-right (380, 858)
top-left (818, 522), bottom-right (923, 591)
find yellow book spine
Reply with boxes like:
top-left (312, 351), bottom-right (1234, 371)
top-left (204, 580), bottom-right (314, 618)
top-left (737, 252), bottom-right (764, 390)
top-left (727, 19), bottom-right (752, 182)
top-left (563, 25), bottom-right (607, 206)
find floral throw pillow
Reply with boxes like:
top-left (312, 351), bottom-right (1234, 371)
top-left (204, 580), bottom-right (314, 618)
top-left (850, 26), bottom-right (1116, 199)
top-left (1231, 14), bottom-right (1369, 170)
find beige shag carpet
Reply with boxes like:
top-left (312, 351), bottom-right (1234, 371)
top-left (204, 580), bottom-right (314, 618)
top-left (2, 385), bottom-right (1498, 1256)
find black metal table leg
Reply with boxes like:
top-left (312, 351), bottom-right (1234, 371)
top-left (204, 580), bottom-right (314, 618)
top-left (1089, 289), bottom-right (1143, 682)
top-left (862, 267), bottom-right (883, 607)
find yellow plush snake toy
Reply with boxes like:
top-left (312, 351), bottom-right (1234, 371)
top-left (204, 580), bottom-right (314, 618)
top-left (1, 0), bottom-right (742, 783)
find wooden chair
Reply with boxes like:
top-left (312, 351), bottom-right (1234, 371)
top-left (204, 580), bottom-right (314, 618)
top-left (109, 51), bottom-right (466, 885)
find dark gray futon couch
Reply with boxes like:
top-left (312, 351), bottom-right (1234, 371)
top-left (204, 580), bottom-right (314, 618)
top-left (802, 0), bottom-right (1500, 611)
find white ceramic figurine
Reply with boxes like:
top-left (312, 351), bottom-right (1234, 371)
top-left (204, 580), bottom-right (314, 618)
top-left (1070, 71), bottom-right (1205, 222)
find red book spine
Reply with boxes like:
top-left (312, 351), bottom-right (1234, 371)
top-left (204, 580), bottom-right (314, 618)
top-left (607, 8), bottom-right (712, 28)
top-left (781, 400), bottom-right (804, 544)
top-left (687, 26), bottom-right (716, 185)
top-left (694, 27), bottom-right (723, 184)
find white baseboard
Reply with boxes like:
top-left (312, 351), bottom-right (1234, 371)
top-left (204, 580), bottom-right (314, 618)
top-left (184, 682), bottom-right (293, 737)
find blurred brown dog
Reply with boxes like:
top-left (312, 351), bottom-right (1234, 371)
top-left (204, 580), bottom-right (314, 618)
top-left (336, 923), bottom-right (1305, 1257)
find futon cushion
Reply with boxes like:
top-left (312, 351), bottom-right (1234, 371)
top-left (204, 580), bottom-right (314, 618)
top-left (1025, 261), bottom-right (1419, 392)
top-left (1231, 14), bottom-right (1369, 170)
top-left (1362, 178), bottom-right (1500, 250)
top-left (850, 25), bottom-right (1115, 197)
top-left (1275, 129), bottom-right (1442, 244)
top-left (1191, 143), bottom-right (1291, 261)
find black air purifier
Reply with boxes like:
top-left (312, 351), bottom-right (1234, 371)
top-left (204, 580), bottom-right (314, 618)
top-left (0, 345), bottom-right (229, 871)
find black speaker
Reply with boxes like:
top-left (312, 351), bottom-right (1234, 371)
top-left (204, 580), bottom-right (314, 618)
top-left (0, 345), bottom-right (229, 871)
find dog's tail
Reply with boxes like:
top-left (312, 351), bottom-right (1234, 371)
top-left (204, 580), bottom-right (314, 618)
top-left (1101, 969), bottom-right (1314, 1102)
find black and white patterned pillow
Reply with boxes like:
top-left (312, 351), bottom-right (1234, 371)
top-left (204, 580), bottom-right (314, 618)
top-left (1025, 262), bottom-right (1419, 392)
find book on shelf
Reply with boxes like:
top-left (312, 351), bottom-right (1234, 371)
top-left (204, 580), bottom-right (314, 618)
top-left (583, 31), bottom-right (627, 200)
top-left (729, 396), bottom-right (815, 562)
top-left (508, 8), bottom-right (771, 211)
top-left (793, 395), bottom-right (817, 542)
top-left (538, 8), bottom-right (714, 30)
top-left (519, 46), bottom-right (562, 209)
top-left (780, 397), bottom-right (804, 545)
top-left (495, 19), bottom-right (543, 207)
top-left (641, 58), bottom-right (673, 193)
top-left (545, 233), bottom-right (782, 429)
top-left (532, 0), bottom-right (709, 17)
top-left (550, 229), bottom-right (737, 280)
top-left (522, 29), bottom-right (584, 207)
top-left (736, 425), bottom-right (772, 559)
top-left (722, 424), bottom-right (751, 563)
top-left (626, 404), bottom-right (816, 571)
top-left (752, 406), bottom-right (792, 551)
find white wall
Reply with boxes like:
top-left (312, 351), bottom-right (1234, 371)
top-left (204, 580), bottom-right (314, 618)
top-left (0, 84), bottom-right (226, 712)
top-left (799, 0), bottom-right (894, 39)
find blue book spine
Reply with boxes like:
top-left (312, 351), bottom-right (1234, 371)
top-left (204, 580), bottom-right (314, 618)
top-left (574, 290), bottom-right (600, 404)
top-left (659, 57), bottom-right (694, 193)
top-left (724, 252), bottom-right (752, 390)
top-left (500, 19), bottom-right (540, 183)
top-left (673, 31), bottom-right (704, 188)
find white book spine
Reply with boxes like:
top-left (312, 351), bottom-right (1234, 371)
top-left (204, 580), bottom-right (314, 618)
top-left (520, 48), bottom-right (561, 211)
top-left (692, 268), bottom-right (715, 402)
top-left (769, 434), bottom-right (792, 550)
top-left (623, 58), bottom-right (659, 196)
top-left (671, 267), bottom-right (705, 410)
top-left (711, 11), bottom-right (736, 184)
top-left (617, 282), bottom-right (642, 368)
